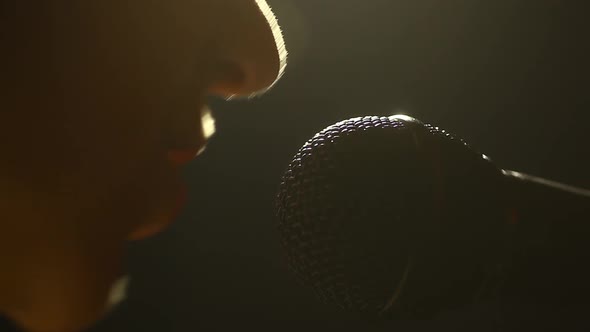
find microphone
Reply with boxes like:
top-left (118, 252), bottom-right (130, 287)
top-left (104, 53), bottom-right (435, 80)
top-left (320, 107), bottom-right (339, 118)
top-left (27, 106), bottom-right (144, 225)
top-left (276, 115), bottom-right (590, 319)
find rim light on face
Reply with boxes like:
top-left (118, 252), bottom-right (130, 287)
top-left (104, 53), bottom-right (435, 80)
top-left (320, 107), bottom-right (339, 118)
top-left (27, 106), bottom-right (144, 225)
top-left (201, 107), bottom-right (216, 140)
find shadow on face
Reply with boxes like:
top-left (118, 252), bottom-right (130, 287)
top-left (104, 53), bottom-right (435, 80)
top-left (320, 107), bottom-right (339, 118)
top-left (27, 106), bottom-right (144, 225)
top-left (0, 1), bottom-right (286, 331)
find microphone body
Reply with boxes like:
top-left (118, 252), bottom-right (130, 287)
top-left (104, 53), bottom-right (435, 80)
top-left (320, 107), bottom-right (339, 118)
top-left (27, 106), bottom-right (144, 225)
top-left (276, 115), bottom-right (590, 319)
top-left (500, 170), bottom-right (590, 303)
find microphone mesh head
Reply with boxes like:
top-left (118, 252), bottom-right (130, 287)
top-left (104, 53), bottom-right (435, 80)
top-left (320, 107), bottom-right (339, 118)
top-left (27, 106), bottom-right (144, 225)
top-left (276, 115), bottom-right (505, 318)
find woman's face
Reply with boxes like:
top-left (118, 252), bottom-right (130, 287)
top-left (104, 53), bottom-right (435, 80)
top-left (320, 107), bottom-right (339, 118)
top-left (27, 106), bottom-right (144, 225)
top-left (0, 1), bottom-right (285, 331)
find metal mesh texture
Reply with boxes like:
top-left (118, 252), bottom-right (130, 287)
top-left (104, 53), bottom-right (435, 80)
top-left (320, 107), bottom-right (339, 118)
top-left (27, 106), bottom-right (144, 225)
top-left (276, 116), bottom-right (506, 318)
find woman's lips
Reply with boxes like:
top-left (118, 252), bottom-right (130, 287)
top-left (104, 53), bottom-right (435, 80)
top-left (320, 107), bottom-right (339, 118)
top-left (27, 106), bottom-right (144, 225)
top-left (167, 147), bottom-right (205, 167)
top-left (128, 106), bottom-right (211, 241)
top-left (127, 183), bottom-right (188, 240)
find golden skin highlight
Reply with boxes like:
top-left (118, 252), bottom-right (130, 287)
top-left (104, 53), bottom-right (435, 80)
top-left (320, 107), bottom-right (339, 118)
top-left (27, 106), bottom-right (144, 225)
top-left (0, 1), bottom-right (286, 331)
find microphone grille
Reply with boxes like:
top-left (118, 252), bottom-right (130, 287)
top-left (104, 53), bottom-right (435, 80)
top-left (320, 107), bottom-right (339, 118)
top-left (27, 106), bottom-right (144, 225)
top-left (277, 116), bottom-right (421, 313)
top-left (277, 115), bottom-right (505, 317)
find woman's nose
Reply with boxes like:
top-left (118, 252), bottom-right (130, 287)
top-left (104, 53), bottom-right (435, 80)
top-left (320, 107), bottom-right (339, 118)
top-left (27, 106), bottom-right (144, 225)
top-left (166, 0), bottom-right (287, 167)
top-left (205, 0), bottom-right (287, 98)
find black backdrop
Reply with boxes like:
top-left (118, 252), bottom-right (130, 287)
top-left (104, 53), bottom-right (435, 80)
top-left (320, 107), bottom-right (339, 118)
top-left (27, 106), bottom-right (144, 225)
top-left (91, 1), bottom-right (589, 331)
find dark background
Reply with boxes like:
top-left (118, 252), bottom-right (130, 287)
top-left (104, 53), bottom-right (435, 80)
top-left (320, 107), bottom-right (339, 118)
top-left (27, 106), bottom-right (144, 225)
top-left (93, 1), bottom-right (589, 331)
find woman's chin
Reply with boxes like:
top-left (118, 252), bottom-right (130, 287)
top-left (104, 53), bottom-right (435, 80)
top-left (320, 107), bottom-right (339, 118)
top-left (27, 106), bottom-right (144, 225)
top-left (7, 277), bottom-right (128, 332)
top-left (9, 303), bottom-right (108, 332)
top-left (0, 250), bottom-right (126, 332)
